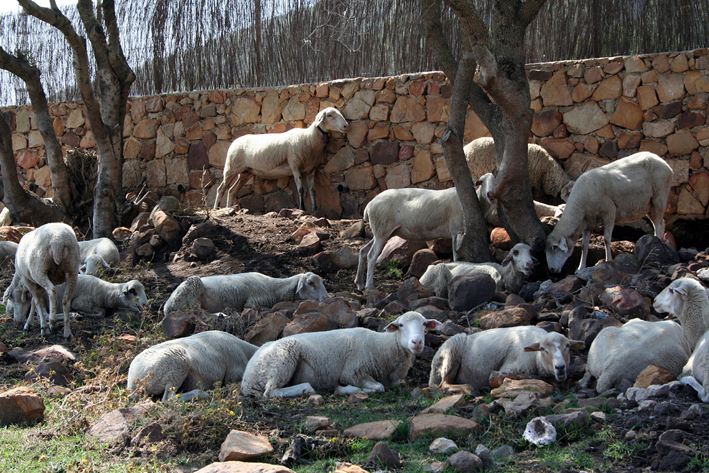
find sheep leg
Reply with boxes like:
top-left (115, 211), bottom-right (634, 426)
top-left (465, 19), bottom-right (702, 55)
top-left (267, 383), bottom-right (316, 398)
top-left (292, 169), bottom-right (306, 211)
top-left (648, 203), bottom-right (666, 239)
top-left (61, 273), bottom-right (77, 339)
top-left (578, 229), bottom-right (591, 271)
top-left (23, 298), bottom-right (37, 331)
top-left (214, 169), bottom-right (238, 209)
top-left (361, 380), bottom-right (385, 393)
top-left (334, 385), bottom-right (363, 395)
top-left (355, 239), bottom-right (374, 291)
top-left (175, 389), bottom-right (211, 402)
top-left (305, 171), bottom-right (317, 213)
top-left (578, 370), bottom-right (594, 389)
top-left (601, 211), bottom-right (616, 263)
top-left (24, 281), bottom-right (49, 336)
top-left (225, 172), bottom-right (251, 208)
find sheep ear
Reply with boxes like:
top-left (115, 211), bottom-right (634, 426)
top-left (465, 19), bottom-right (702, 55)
top-left (79, 263), bottom-right (86, 273)
top-left (296, 276), bottom-right (306, 293)
top-left (502, 254), bottom-right (512, 267)
top-left (673, 286), bottom-right (689, 296)
top-left (424, 319), bottom-right (444, 331)
top-left (524, 343), bottom-right (542, 352)
top-left (384, 321), bottom-right (401, 332)
top-left (474, 179), bottom-right (483, 187)
top-left (570, 340), bottom-right (585, 350)
top-left (559, 238), bottom-right (569, 252)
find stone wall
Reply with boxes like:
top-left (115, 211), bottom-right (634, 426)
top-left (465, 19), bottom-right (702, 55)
top-left (4, 48), bottom-right (709, 220)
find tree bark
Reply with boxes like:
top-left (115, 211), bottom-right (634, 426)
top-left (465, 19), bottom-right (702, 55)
top-left (0, 47), bottom-right (74, 215)
top-left (0, 113), bottom-right (65, 226)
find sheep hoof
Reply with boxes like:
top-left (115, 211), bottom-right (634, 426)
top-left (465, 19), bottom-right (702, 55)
top-left (63, 327), bottom-right (72, 339)
top-left (334, 385), bottom-right (362, 396)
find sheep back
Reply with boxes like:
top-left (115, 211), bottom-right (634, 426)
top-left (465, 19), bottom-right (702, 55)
top-left (163, 276), bottom-right (206, 316)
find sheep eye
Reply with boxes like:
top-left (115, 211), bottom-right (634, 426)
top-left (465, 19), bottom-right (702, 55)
top-left (513, 250), bottom-right (518, 256)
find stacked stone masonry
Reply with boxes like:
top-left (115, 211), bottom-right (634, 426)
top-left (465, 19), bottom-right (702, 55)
top-left (4, 48), bottom-right (709, 220)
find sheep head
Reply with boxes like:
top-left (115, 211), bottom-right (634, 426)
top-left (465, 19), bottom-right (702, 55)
top-left (524, 332), bottom-right (584, 381)
top-left (315, 108), bottom-right (349, 133)
top-left (653, 277), bottom-right (707, 318)
top-left (502, 243), bottom-right (535, 276)
top-left (80, 254), bottom-right (110, 276)
top-left (120, 280), bottom-right (148, 311)
top-left (296, 272), bottom-right (328, 302)
top-left (545, 233), bottom-right (574, 273)
top-left (384, 311), bottom-right (443, 355)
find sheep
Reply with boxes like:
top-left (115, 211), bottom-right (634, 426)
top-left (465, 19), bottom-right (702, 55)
top-left (429, 326), bottom-right (585, 392)
top-left (163, 271), bottom-right (328, 316)
top-left (355, 187), bottom-right (464, 291)
top-left (213, 107), bottom-right (349, 212)
top-left (464, 137), bottom-right (574, 201)
top-left (13, 223), bottom-right (80, 338)
top-left (127, 330), bottom-right (258, 402)
top-left (545, 151), bottom-right (672, 273)
top-left (3, 272), bottom-right (31, 325)
top-left (0, 207), bottom-right (11, 226)
top-left (419, 242), bottom-right (536, 297)
top-left (78, 238), bottom-right (120, 275)
top-left (241, 311), bottom-right (443, 397)
top-left (579, 277), bottom-right (709, 393)
top-left (0, 240), bottom-right (18, 266)
top-left (475, 173), bottom-right (564, 227)
top-left (679, 331), bottom-right (709, 403)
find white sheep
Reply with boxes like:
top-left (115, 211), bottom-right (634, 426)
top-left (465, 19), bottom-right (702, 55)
top-left (0, 241), bottom-right (18, 266)
top-left (545, 151), bottom-right (672, 273)
top-left (0, 207), bottom-right (11, 226)
top-left (419, 243), bottom-right (536, 297)
top-left (13, 223), bottom-right (80, 338)
top-left (3, 272), bottom-right (31, 325)
top-left (163, 271), bottom-right (328, 316)
top-left (475, 173), bottom-right (564, 227)
top-left (429, 326), bottom-right (585, 392)
top-left (464, 137), bottom-right (574, 201)
top-left (355, 187), bottom-right (463, 291)
top-left (78, 238), bottom-right (120, 275)
top-left (580, 277), bottom-right (709, 393)
top-left (213, 107), bottom-right (349, 211)
top-left (127, 330), bottom-right (258, 402)
top-left (241, 311), bottom-right (443, 397)
top-left (679, 331), bottom-right (709, 403)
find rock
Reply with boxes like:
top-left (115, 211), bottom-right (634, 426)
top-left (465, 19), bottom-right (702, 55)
top-left (544, 411), bottom-right (589, 430)
top-left (479, 307), bottom-right (532, 329)
top-left (130, 422), bottom-right (165, 446)
top-left (304, 416), bottom-right (329, 433)
top-left (281, 313), bottom-right (337, 336)
top-left (490, 379), bottom-right (554, 398)
top-left (599, 286), bottom-right (650, 319)
top-left (447, 450), bottom-right (483, 472)
top-left (245, 312), bottom-right (290, 346)
top-left (86, 403), bottom-right (153, 443)
top-left (219, 430), bottom-right (274, 462)
top-left (546, 275), bottom-right (584, 302)
top-left (376, 236), bottom-right (426, 268)
top-left (409, 413), bottom-right (478, 441)
top-left (0, 387), bottom-right (45, 426)
top-left (448, 274), bottom-right (496, 311)
top-left (333, 463), bottom-right (369, 473)
top-left (634, 235), bottom-right (680, 266)
top-left (408, 249), bottom-right (439, 279)
top-left (421, 394), bottom-right (466, 414)
top-left (0, 226), bottom-right (23, 243)
top-left (195, 462), bottom-right (295, 473)
top-left (162, 309), bottom-right (203, 339)
top-left (150, 210), bottom-right (181, 243)
top-left (343, 420), bottom-right (402, 440)
top-left (366, 441), bottom-right (401, 470)
top-left (192, 237), bottom-right (216, 258)
top-left (25, 361), bottom-right (72, 386)
top-left (523, 417), bottom-right (557, 446)
top-left (474, 444), bottom-right (496, 469)
top-left (634, 365), bottom-right (676, 388)
top-left (429, 437), bottom-right (458, 454)
top-left (656, 429), bottom-right (692, 455)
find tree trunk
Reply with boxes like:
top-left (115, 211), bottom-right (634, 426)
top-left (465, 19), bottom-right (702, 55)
top-left (0, 113), bottom-right (65, 226)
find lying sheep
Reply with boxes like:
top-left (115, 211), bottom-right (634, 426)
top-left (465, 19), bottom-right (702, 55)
top-left (475, 173), bottom-right (564, 227)
top-left (464, 137), bottom-right (574, 201)
top-left (163, 271), bottom-right (328, 316)
top-left (214, 107), bottom-right (349, 212)
top-left (78, 238), bottom-right (120, 275)
top-left (355, 187), bottom-right (463, 291)
top-left (420, 243), bottom-right (535, 297)
top-left (545, 151), bottom-right (672, 273)
top-left (241, 311), bottom-right (443, 397)
top-left (429, 326), bottom-right (584, 392)
top-left (580, 278), bottom-right (709, 393)
top-left (14, 223), bottom-right (80, 338)
top-left (679, 331), bottom-right (709, 403)
top-left (0, 241), bottom-right (18, 267)
top-left (127, 331), bottom-right (258, 402)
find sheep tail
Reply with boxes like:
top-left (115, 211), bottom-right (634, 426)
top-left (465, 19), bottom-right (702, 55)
top-left (49, 240), bottom-right (70, 266)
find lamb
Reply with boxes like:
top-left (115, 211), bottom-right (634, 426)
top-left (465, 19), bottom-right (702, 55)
top-left (78, 238), bottom-right (120, 275)
top-left (12, 223), bottom-right (80, 338)
top-left (213, 107), bottom-right (349, 212)
top-left (429, 326), bottom-right (585, 392)
top-left (475, 173), bottom-right (564, 227)
top-left (241, 311), bottom-right (443, 397)
top-left (355, 187), bottom-right (464, 291)
top-left (127, 330), bottom-right (258, 402)
top-left (580, 277), bottom-right (709, 393)
top-left (545, 151), bottom-right (672, 273)
top-left (419, 242), bottom-right (535, 297)
top-left (163, 271), bottom-right (328, 316)
top-left (464, 137), bottom-right (574, 201)
top-left (51, 275), bottom-right (147, 317)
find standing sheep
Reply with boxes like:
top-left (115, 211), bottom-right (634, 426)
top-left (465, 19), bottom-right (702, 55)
top-left (163, 271), bottom-right (328, 316)
top-left (14, 223), bottom-right (80, 338)
top-left (545, 151), bottom-right (672, 273)
top-left (127, 331), bottom-right (258, 402)
top-left (429, 326), bottom-right (584, 392)
top-left (419, 242), bottom-right (535, 297)
top-left (355, 187), bottom-right (463, 291)
top-left (241, 311), bottom-right (443, 397)
top-left (213, 107), bottom-right (349, 212)
top-left (580, 278), bottom-right (709, 393)
top-left (464, 137), bottom-right (574, 201)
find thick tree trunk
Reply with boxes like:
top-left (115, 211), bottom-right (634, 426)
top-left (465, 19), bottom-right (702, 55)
top-left (0, 113), bottom-right (65, 226)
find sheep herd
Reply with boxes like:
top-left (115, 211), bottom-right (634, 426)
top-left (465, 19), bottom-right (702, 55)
top-left (3, 116), bottom-right (708, 409)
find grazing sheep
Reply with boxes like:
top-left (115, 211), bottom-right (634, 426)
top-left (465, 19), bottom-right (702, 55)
top-left (429, 326), bottom-right (584, 392)
top-left (355, 187), bottom-right (463, 291)
top-left (3, 272), bottom-right (31, 325)
top-left (241, 311), bottom-right (443, 397)
top-left (214, 107), bottom-right (349, 211)
top-left (127, 331), bottom-right (258, 402)
top-left (0, 241), bottom-right (18, 266)
top-left (163, 272), bottom-right (328, 316)
top-left (580, 278), bottom-right (709, 393)
top-left (679, 331), bottom-right (709, 403)
top-left (475, 173), bottom-right (564, 227)
top-left (78, 238), bottom-right (120, 274)
top-left (14, 223), bottom-right (80, 338)
top-left (419, 242), bottom-right (535, 297)
top-left (464, 137), bottom-right (574, 201)
top-left (545, 151), bottom-right (672, 273)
